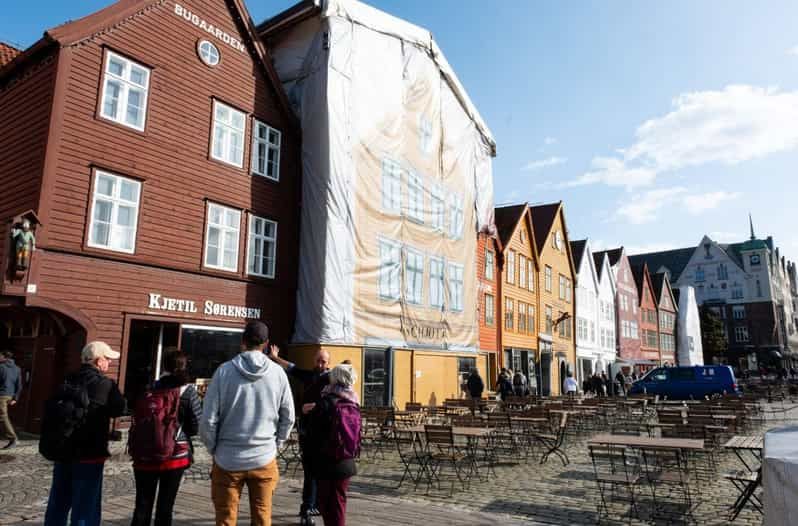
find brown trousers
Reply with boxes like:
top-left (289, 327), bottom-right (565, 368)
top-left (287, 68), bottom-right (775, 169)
top-left (0, 396), bottom-right (17, 441)
top-left (211, 459), bottom-right (280, 526)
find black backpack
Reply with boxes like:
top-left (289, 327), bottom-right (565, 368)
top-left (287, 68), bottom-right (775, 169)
top-left (39, 378), bottom-right (96, 461)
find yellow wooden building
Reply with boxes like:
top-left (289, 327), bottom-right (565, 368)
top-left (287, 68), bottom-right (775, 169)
top-left (530, 202), bottom-right (577, 395)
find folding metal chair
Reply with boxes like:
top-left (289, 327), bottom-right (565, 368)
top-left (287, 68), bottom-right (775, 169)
top-left (589, 444), bottom-right (641, 523)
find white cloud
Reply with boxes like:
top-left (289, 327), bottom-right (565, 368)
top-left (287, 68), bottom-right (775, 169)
top-left (709, 231), bottom-right (742, 243)
top-left (522, 156), bottom-right (567, 171)
top-left (788, 45), bottom-right (798, 56)
top-left (563, 157), bottom-right (656, 189)
top-left (615, 187), bottom-right (688, 225)
top-left (567, 85), bottom-right (798, 189)
top-left (683, 191), bottom-right (741, 215)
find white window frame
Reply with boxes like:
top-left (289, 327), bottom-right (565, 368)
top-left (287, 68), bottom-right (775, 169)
top-left (448, 262), bottom-right (464, 312)
top-left (735, 326), bottom-right (749, 343)
top-left (382, 159), bottom-right (402, 214)
top-left (379, 239), bottom-right (401, 300)
top-left (88, 170), bottom-right (142, 254)
top-left (485, 249), bottom-right (494, 281)
top-left (204, 203), bottom-right (242, 272)
top-left (545, 265), bottom-right (552, 292)
top-left (251, 119), bottom-right (281, 181)
top-left (198, 40), bottom-right (221, 66)
top-left (506, 251), bottom-right (516, 284)
top-left (404, 247), bottom-right (424, 305)
top-left (485, 294), bottom-right (495, 325)
top-left (99, 50), bottom-right (150, 132)
top-left (246, 215), bottom-right (277, 279)
top-left (733, 306), bottom-right (746, 320)
top-left (519, 255), bottom-right (527, 289)
top-left (211, 101), bottom-right (246, 168)
top-left (407, 171), bottom-right (424, 223)
top-left (430, 256), bottom-right (445, 310)
top-left (528, 259), bottom-right (535, 291)
top-left (448, 193), bottom-right (464, 239)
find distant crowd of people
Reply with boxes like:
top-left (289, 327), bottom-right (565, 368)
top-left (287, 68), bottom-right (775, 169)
top-left (25, 320), bottom-right (360, 526)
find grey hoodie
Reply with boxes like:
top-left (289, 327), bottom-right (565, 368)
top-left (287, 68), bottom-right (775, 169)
top-left (200, 350), bottom-right (295, 472)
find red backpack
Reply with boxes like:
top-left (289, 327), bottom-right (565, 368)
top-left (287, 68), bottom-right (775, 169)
top-left (324, 398), bottom-right (361, 462)
top-left (128, 388), bottom-right (186, 464)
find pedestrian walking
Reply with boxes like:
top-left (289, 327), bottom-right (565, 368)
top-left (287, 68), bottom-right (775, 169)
top-left (267, 346), bottom-right (331, 525)
top-left (465, 368), bottom-right (484, 414)
top-left (41, 341), bottom-right (126, 526)
top-left (564, 373), bottom-right (578, 399)
top-left (603, 372), bottom-right (613, 397)
top-left (496, 369), bottom-right (514, 401)
top-left (512, 370), bottom-right (529, 397)
top-left (615, 370), bottom-right (626, 397)
top-left (129, 350), bottom-right (202, 526)
top-left (200, 321), bottom-right (295, 526)
top-left (305, 364), bottom-right (361, 526)
top-left (0, 351), bottom-right (22, 449)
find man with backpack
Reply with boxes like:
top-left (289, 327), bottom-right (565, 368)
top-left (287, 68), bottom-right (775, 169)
top-left (41, 341), bottom-right (126, 526)
top-left (512, 370), bottom-right (529, 396)
top-left (465, 368), bottom-right (484, 414)
top-left (267, 346), bottom-right (331, 525)
top-left (200, 321), bottom-right (295, 526)
top-left (0, 351), bottom-right (22, 449)
top-left (129, 350), bottom-right (202, 526)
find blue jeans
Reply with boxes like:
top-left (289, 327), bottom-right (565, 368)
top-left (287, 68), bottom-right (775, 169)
top-left (44, 462), bottom-right (104, 526)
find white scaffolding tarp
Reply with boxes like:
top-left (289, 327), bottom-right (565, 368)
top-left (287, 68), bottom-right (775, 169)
top-left (266, 0), bottom-right (496, 348)
top-left (677, 286), bottom-right (704, 366)
top-left (764, 426), bottom-right (798, 526)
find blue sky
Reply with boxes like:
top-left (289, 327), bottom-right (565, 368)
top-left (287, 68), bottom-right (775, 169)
top-left (3, 1), bottom-right (798, 258)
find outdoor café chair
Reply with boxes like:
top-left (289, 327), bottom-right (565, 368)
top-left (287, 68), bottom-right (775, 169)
top-left (424, 425), bottom-right (472, 493)
top-left (589, 444), bottom-right (641, 523)
top-left (393, 428), bottom-right (431, 490)
top-left (724, 466), bottom-right (762, 521)
top-left (640, 447), bottom-right (694, 521)
top-left (277, 429), bottom-right (302, 476)
top-left (535, 412), bottom-right (570, 465)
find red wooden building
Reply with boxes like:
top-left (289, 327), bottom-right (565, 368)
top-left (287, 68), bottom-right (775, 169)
top-left (0, 0), bottom-right (300, 431)
top-left (631, 262), bottom-right (662, 369)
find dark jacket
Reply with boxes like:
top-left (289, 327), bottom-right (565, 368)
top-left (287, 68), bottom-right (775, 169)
top-left (0, 359), bottom-right (22, 400)
top-left (154, 374), bottom-right (202, 459)
top-left (69, 364), bottom-right (126, 460)
top-left (497, 375), bottom-right (514, 400)
top-left (287, 365), bottom-right (329, 438)
top-left (306, 391), bottom-right (359, 480)
top-left (466, 373), bottom-right (484, 398)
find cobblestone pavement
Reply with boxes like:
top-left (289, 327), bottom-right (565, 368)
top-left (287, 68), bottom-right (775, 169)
top-left (1, 402), bottom-right (794, 525)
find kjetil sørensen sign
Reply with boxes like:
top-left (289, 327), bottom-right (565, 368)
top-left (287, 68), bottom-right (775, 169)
top-left (147, 293), bottom-right (261, 320)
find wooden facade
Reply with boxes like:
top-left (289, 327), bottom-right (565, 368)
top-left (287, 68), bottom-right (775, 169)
top-left (653, 272), bottom-right (677, 365)
top-left (530, 202), bottom-right (576, 396)
top-left (0, 0), bottom-right (300, 432)
top-left (632, 262), bottom-right (662, 368)
top-left (477, 231), bottom-right (499, 388)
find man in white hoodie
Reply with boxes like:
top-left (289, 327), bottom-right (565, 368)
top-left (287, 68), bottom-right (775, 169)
top-left (200, 321), bottom-right (295, 526)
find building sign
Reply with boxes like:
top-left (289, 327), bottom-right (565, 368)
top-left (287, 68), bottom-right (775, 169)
top-left (147, 293), bottom-right (261, 319)
top-left (173, 3), bottom-right (246, 53)
top-left (400, 316), bottom-right (449, 341)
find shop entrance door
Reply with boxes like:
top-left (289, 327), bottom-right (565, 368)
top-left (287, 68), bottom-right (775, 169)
top-left (124, 320), bottom-right (179, 410)
top-left (363, 348), bottom-right (391, 407)
top-left (539, 352), bottom-right (551, 396)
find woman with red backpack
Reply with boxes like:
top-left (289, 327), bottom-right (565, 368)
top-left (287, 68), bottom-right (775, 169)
top-left (129, 350), bottom-right (202, 526)
top-left (304, 363), bottom-right (361, 526)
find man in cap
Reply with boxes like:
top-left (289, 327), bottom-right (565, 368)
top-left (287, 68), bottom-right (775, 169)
top-left (0, 351), bottom-right (22, 449)
top-left (44, 341), bottom-right (126, 526)
top-left (201, 321), bottom-right (295, 526)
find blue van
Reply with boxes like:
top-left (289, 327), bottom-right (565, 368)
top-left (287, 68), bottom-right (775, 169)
top-left (628, 365), bottom-right (740, 399)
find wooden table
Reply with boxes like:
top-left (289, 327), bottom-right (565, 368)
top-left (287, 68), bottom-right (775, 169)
top-left (723, 435), bottom-right (763, 472)
top-left (407, 425), bottom-right (493, 438)
top-left (588, 433), bottom-right (705, 450)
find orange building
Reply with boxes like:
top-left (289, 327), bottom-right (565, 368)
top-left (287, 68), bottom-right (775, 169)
top-left (477, 231), bottom-right (500, 388)
top-left (631, 262), bottom-right (662, 369)
top-left (530, 202), bottom-right (576, 395)
top-left (494, 205), bottom-right (539, 391)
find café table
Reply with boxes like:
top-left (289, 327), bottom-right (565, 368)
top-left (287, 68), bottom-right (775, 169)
top-left (723, 435), bottom-right (763, 472)
top-left (589, 433), bottom-right (704, 451)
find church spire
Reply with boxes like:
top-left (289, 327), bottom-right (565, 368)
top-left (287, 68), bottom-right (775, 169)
top-left (749, 213), bottom-right (756, 240)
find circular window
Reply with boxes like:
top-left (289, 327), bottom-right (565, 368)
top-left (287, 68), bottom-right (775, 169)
top-left (198, 40), bottom-right (220, 67)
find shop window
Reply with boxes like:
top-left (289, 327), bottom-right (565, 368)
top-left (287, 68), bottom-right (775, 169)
top-left (182, 324), bottom-right (243, 382)
top-left (404, 248), bottom-right (424, 304)
top-left (205, 203), bottom-right (241, 272)
top-left (247, 215), bottom-right (277, 278)
top-left (379, 239), bottom-right (401, 300)
top-left (100, 50), bottom-right (150, 131)
top-left (448, 263), bottom-right (464, 311)
top-left (251, 120), bottom-right (281, 181)
top-left (382, 159), bottom-right (402, 213)
top-left (429, 257), bottom-right (445, 309)
top-left (407, 171), bottom-right (424, 223)
top-left (211, 101), bottom-right (246, 167)
top-left (88, 170), bottom-right (141, 253)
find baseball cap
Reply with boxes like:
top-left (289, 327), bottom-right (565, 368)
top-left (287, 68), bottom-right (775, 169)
top-left (81, 341), bottom-right (121, 363)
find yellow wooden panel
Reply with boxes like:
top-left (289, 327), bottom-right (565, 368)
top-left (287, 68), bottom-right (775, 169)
top-left (413, 353), bottom-right (461, 406)
top-left (392, 349), bottom-right (412, 409)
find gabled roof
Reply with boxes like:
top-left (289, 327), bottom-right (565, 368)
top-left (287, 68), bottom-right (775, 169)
top-left (630, 261), bottom-right (652, 304)
top-left (0, 42), bottom-right (21, 67)
top-left (1, 0), bottom-right (298, 129)
top-left (570, 239), bottom-right (587, 271)
top-left (494, 204), bottom-right (527, 249)
top-left (529, 202), bottom-right (560, 255)
top-left (629, 247), bottom-right (695, 283)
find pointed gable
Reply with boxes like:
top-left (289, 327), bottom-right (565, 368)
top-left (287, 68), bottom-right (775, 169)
top-left (494, 204), bottom-right (527, 249)
top-left (570, 239), bottom-right (587, 271)
top-left (530, 202), bottom-right (560, 255)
